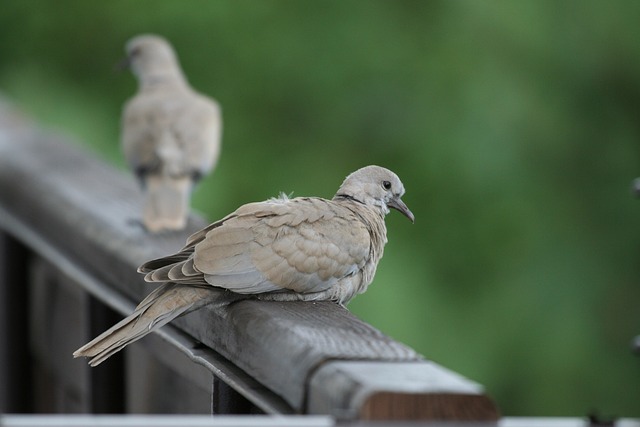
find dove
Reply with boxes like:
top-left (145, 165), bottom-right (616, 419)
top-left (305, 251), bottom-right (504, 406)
top-left (121, 34), bottom-right (222, 232)
top-left (74, 165), bottom-right (414, 366)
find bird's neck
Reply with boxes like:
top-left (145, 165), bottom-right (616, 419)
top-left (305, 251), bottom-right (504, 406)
top-left (333, 193), bottom-right (363, 205)
top-left (333, 193), bottom-right (389, 220)
top-left (333, 197), bottom-right (388, 300)
top-left (139, 70), bottom-right (189, 91)
top-left (334, 196), bottom-right (388, 246)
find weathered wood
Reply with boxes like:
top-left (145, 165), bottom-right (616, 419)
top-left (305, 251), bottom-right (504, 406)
top-left (0, 100), bottom-right (500, 420)
top-left (180, 298), bottom-right (424, 413)
top-left (27, 255), bottom-right (126, 413)
top-left (29, 256), bottom-right (93, 412)
top-left (308, 361), bottom-right (498, 420)
top-left (126, 340), bottom-right (213, 413)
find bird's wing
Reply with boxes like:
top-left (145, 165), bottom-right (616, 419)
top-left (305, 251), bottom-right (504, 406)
top-left (142, 197), bottom-right (372, 296)
top-left (121, 95), bottom-right (163, 176)
top-left (172, 93), bottom-right (222, 179)
top-left (122, 90), bottom-right (219, 178)
top-left (197, 197), bottom-right (371, 294)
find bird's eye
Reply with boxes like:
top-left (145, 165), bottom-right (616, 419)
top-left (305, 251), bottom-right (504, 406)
top-left (382, 180), bottom-right (392, 190)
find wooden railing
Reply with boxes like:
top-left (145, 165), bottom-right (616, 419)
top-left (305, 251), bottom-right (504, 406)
top-left (0, 100), bottom-right (500, 422)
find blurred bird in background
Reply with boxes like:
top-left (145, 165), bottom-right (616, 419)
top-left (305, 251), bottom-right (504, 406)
top-left (120, 34), bottom-right (222, 232)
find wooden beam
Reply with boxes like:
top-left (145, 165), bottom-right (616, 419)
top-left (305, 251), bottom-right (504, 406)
top-left (308, 361), bottom-right (497, 420)
top-left (0, 100), bottom-right (499, 420)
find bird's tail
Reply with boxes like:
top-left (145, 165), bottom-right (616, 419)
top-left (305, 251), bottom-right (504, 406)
top-left (142, 174), bottom-right (191, 233)
top-left (73, 283), bottom-right (218, 366)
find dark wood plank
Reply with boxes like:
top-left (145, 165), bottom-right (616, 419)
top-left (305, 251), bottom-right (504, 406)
top-left (0, 234), bottom-right (33, 413)
top-left (0, 100), bottom-right (500, 420)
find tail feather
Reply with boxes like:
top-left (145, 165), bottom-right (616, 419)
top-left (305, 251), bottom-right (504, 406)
top-left (143, 174), bottom-right (192, 232)
top-left (74, 283), bottom-right (219, 366)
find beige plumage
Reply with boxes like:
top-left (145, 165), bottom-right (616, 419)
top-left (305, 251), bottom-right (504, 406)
top-left (121, 34), bottom-right (222, 232)
top-left (74, 165), bottom-right (413, 366)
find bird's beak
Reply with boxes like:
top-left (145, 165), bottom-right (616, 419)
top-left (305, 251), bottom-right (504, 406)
top-left (114, 55), bottom-right (131, 72)
top-left (388, 197), bottom-right (414, 223)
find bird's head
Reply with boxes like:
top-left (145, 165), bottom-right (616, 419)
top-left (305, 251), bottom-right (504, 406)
top-left (335, 165), bottom-right (414, 223)
top-left (119, 34), bottom-right (184, 85)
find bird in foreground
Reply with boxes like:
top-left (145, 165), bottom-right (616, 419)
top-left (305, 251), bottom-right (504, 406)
top-left (74, 165), bottom-right (414, 366)
top-left (121, 34), bottom-right (222, 233)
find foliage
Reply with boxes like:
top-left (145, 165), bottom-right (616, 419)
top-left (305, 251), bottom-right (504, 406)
top-left (1, 0), bottom-right (639, 416)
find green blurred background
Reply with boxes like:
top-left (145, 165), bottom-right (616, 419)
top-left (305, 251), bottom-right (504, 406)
top-left (1, 0), bottom-right (638, 417)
